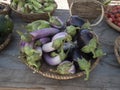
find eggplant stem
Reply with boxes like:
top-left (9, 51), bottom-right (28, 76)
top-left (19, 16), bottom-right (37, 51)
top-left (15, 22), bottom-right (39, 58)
top-left (84, 69), bottom-right (90, 80)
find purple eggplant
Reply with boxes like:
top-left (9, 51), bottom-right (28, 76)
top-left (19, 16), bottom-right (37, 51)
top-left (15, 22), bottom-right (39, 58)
top-left (42, 37), bottom-right (66, 52)
top-left (35, 37), bottom-right (51, 46)
top-left (56, 61), bottom-right (76, 74)
top-left (30, 28), bottom-right (60, 40)
top-left (63, 42), bottom-right (76, 50)
top-left (72, 48), bottom-right (82, 62)
top-left (77, 29), bottom-right (93, 49)
top-left (52, 32), bottom-right (68, 41)
top-left (66, 15), bottom-right (85, 27)
top-left (42, 42), bottom-right (55, 52)
top-left (19, 40), bottom-right (34, 53)
top-left (35, 47), bottom-right (43, 56)
top-left (43, 53), bottom-right (61, 66)
top-left (39, 37), bottom-right (50, 44)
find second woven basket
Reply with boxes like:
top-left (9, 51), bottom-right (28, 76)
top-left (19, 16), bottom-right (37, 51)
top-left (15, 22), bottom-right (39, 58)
top-left (70, 0), bottom-right (104, 26)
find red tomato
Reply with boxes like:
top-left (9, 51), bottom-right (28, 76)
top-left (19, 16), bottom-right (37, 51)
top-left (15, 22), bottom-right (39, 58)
top-left (108, 18), bottom-right (113, 22)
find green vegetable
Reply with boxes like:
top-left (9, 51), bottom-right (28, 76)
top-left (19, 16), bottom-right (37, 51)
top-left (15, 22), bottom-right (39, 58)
top-left (45, 0), bottom-right (55, 3)
top-left (49, 15), bottom-right (62, 26)
top-left (59, 48), bottom-right (68, 61)
top-left (24, 46), bottom-right (42, 70)
top-left (17, 0), bottom-right (25, 11)
top-left (81, 37), bottom-right (105, 58)
top-left (52, 38), bottom-right (64, 49)
top-left (50, 52), bottom-right (58, 57)
top-left (66, 25), bottom-right (77, 36)
top-left (81, 38), bottom-right (97, 53)
top-left (11, 0), bottom-right (19, 9)
top-left (26, 20), bottom-right (50, 32)
top-left (77, 58), bottom-right (91, 80)
top-left (81, 21), bottom-right (91, 30)
top-left (11, 0), bottom-right (56, 14)
top-left (56, 61), bottom-right (73, 74)
top-left (27, 60), bottom-right (41, 70)
top-left (93, 47), bottom-right (106, 58)
top-left (17, 31), bottom-right (32, 42)
top-left (0, 15), bottom-right (14, 37)
top-left (43, 3), bottom-right (56, 12)
top-left (27, 53), bottom-right (41, 62)
top-left (28, 0), bottom-right (42, 9)
top-left (24, 46), bottom-right (37, 56)
top-left (102, 0), bottom-right (112, 5)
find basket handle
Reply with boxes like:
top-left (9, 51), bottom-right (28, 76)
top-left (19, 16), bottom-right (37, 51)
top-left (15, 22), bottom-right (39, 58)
top-left (69, 0), bottom-right (104, 27)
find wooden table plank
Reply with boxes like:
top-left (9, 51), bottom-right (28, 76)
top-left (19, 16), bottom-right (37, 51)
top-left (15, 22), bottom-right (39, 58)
top-left (0, 87), bottom-right (45, 90)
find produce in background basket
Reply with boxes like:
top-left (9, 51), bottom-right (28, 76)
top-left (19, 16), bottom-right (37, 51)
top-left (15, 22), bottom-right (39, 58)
top-left (0, 14), bottom-right (13, 44)
top-left (11, 0), bottom-right (57, 14)
top-left (18, 15), bottom-right (105, 80)
top-left (0, 3), bottom-right (11, 15)
top-left (106, 5), bottom-right (120, 27)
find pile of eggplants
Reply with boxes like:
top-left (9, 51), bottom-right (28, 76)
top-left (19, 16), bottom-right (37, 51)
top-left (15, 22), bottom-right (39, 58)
top-left (18, 15), bottom-right (105, 80)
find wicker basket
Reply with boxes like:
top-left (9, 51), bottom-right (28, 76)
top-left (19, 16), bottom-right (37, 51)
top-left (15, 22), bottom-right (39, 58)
top-left (105, 0), bottom-right (120, 32)
top-left (0, 3), bottom-right (11, 15)
top-left (20, 53), bottom-right (100, 80)
top-left (105, 16), bottom-right (120, 32)
top-left (114, 36), bottom-right (120, 64)
top-left (0, 34), bottom-right (11, 51)
top-left (10, 2), bottom-right (57, 22)
top-left (69, 0), bottom-right (104, 26)
top-left (19, 31), bottom-right (101, 80)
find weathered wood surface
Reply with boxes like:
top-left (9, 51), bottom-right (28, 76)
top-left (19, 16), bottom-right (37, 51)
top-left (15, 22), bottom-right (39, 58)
top-left (0, 0), bottom-right (120, 90)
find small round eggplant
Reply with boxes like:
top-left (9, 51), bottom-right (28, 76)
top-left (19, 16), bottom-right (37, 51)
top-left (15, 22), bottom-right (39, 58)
top-left (56, 61), bottom-right (76, 74)
top-left (77, 29), bottom-right (93, 49)
top-left (66, 15), bottom-right (85, 27)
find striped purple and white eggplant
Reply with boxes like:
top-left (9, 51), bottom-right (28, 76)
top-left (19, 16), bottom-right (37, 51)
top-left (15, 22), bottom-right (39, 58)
top-left (30, 28), bottom-right (60, 40)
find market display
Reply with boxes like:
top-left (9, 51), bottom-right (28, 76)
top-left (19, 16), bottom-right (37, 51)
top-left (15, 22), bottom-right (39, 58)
top-left (106, 6), bottom-right (120, 28)
top-left (18, 15), bottom-right (104, 80)
top-left (10, 0), bottom-right (57, 22)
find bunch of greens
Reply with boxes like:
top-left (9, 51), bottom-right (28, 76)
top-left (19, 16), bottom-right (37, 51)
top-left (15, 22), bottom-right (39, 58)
top-left (11, 0), bottom-right (57, 14)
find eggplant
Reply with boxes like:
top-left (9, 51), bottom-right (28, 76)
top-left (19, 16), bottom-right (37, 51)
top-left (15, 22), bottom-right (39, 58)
top-left (39, 37), bottom-right (50, 45)
top-left (30, 28), bottom-right (60, 40)
top-left (52, 32), bottom-right (68, 41)
top-left (43, 53), bottom-right (61, 66)
top-left (66, 47), bottom-right (82, 71)
top-left (42, 42), bottom-right (55, 52)
top-left (66, 15), bottom-right (85, 27)
top-left (19, 40), bottom-right (34, 53)
top-left (77, 30), bottom-right (104, 59)
top-left (63, 42), bottom-right (76, 51)
top-left (56, 61), bottom-right (76, 74)
top-left (49, 16), bottom-right (64, 30)
top-left (72, 48), bottom-right (82, 62)
top-left (77, 29), bottom-right (93, 49)
top-left (35, 37), bottom-right (51, 46)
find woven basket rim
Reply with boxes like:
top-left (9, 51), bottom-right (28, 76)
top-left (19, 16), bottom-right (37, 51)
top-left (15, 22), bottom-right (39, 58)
top-left (70, 0), bottom-right (104, 26)
top-left (10, 1), bottom-right (57, 16)
top-left (114, 36), bottom-right (120, 64)
top-left (0, 34), bottom-right (11, 51)
top-left (19, 31), bottom-right (101, 80)
top-left (105, 5), bottom-right (120, 32)
top-left (0, 3), bottom-right (11, 14)
top-left (20, 54), bottom-right (100, 80)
